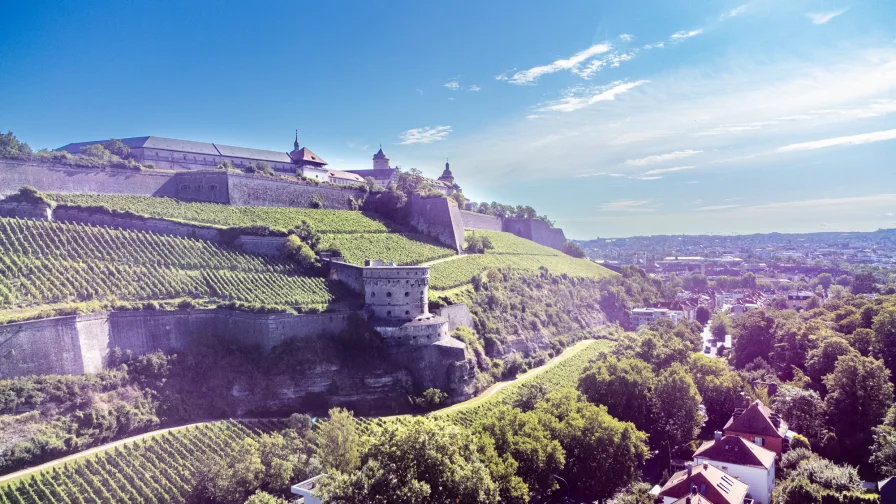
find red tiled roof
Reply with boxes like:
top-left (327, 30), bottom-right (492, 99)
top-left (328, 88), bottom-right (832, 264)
top-left (659, 463), bottom-right (749, 504)
top-left (723, 400), bottom-right (787, 439)
top-left (694, 435), bottom-right (776, 469)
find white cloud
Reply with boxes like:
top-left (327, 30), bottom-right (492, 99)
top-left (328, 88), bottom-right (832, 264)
top-left (444, 81), bottom-right (460, 90)
top-left (526, 114), bottom-right (543, 120)
top-left (572, 51), bottom-right (637, 80)
top-left (507, 43), bottom-right (612, 85)
top-left (537, 80), bottom-right (650, 112)
top-left (399, 125), bottom-right (453, 145)
top-left (643, 42), bottom-right (665, 49)
top-left (599, 200), bottom-right (657, 212)
top-left (625, 149), bottom-right (702, 166)
top-left (670, 29), bottom-right (703, 41)
top-left (697, 204), bottom-right (743, 211)
top-left (720, 5), bottom-right (747, 21)
top-left (777, 129), bottom-right (896, 152)
top-left (806, 9), bottom-right (848, 24)
top-left (641, 165), bottom-right (697, 176)
top-left (619, 33), bottom-right (634, 42)
top-left (468, 85), bottom-right (481, 92)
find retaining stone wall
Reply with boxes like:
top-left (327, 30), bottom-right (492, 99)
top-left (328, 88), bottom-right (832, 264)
top-left (53, 207), bottom-right (223, 241)
top-left (227, 174), bottom-right (364, 210)
top-left (0, 202), bottom-right (52, 220)
top-left (502, 218), bottom-right (567, 250)
top-left (408, 196), bottom-right (465, 253)
top-left (0, 160), bottom-right (179, 198)
top-left (438, 304), bottom-right (474, 332)
top-left (459, 210), bottom-right (503, 232)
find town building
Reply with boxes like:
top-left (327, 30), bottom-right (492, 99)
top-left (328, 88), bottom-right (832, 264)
top-left (723, 400), bottom-right (790, 456)
top-left (658, 462), bottom-right (752, 504)
top-left (291, 474), bottom-right (326, 504)
top-left (345, 148), bottom-right (460, 195)
top-left (630, 307), bottom-right (683, 328)
top-left (785, 290), bottom-right (815, 310)
top-left (694, 433), bottom-right (776, 504)
top-left (59, 133), bottom-right (328, 175)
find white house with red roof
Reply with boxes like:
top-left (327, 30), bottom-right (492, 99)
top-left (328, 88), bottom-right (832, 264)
top-left (694, 432), bottom-right (776, 504)
top-left (658, 462), bottom-right (752, 504)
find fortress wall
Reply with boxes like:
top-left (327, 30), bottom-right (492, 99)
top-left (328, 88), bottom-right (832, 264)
top-left (53, 207), bottom-right (223, 241)
top-left (459, 210), bottom-right (502, 232)
top-left (438, 304), bottom-right (474, 332)
top-left (328, 260), bottom-right (365, 294)
top-left (0, 160), bottom-right (178, 198)
top-left (227, 174), bottom-right (364, 210)
top-left (233, 235), bottom-right (287, 256)
top-left (0, 309), bottom-right (354, 379)
top-left (407, 196), bottom-right (465, 253)
top-left (503, 218), bottom-right (567, 251)
top-left (0, 202), bottom-right (53, 220)
top-left (169, 171), bottom-right (230, 203)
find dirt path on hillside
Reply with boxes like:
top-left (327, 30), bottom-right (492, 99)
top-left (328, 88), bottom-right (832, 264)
top-left (422, 253), bottom-right (468, 266)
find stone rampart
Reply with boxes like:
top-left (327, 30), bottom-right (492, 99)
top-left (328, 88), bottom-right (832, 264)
top-left (459, 210), bottom-right (502, 232)
top-left (227, 174), bottom-right (364, 210)
top-left (502, 218), bottom-right (567, 250)
top-left (53, 206), bottom-right (223, 241)
top-left (0, 202), bottom-right (53, 220)
top-left (328, 260), bottom-right (365, 294)
top-left (0, 160), bottom-right (179, 198)
top-left (438, 304), bottom-right (474, 332)
top-left (407, 195), bottom-right (465, 253)
top-left (0, 309), bottom-right (353, 379)
top-left (232, 235), bottom-right (287, 256)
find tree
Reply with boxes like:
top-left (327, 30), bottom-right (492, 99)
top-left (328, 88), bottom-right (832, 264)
top-left (871, 406), bottom-right (896, 477)
top-left (695, 306), bottom-right (711, 325)
top-left (651, 364), bottom-right (703, 453)
top-left (805, 337), bottom-right (857, 390)
top-left (774, 385), bottom-right (826, 444)
top-left (315, 408), bottom-right (361, 473)
top-left (688, 354), bottom-right (743, 431)
top-left (817, 273), bottom-right (833, 291)
top-left (0, 131), bottom-right (33, 160)
top-left (203, 437), bottom-right (266, 504)
top-left (474, 405), bottom-right (565, 496)
top-left (103, 139), bottom-right (130, 159)
top-left (80, 143), bottom-right (109, 159)
top-left (561, 241), bottom-right (586, 258)
top-left (244, 491), bottom-right (288, 504)
top-left (710, 312), bottom-right (730, 340)
top-left (853, 272), bottom-right (876, 294)
top-left (282, 235), bottom-right (318, 270)
top-left (318, 416), bottom-right (510, 504)
top-left (873, 306), bottom-right (896, 374)
top-left (848, 327), bottom-right (883, 358)
top-left (824, 354), bottom-right (894, 465)
top-left (535, 389), bottom-right (648, 502)
top-left (578, 356), bottom-right (655, 433)
top-left (731, 310), bottom-right (775, 369)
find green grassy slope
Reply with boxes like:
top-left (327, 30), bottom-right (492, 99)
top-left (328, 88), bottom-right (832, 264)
top-left (428, 230), bottom-right (615, 290)
top-left (0, 218), bottom-right (348, 310)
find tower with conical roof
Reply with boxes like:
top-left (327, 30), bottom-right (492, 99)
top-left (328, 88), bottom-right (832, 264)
top-left (438, 160), bottom-right (454, 185)
top-left (372, 144), bottom-right (390, 170)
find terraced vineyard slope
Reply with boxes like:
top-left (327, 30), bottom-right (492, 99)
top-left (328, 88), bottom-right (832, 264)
top-left (49, 194), bottom-right (456, 266)
top-left (429, 230), bottom-right (615, 290)
top-left (0, 217), bottom-right (349, 310)
top-left (0, 420), bottom-right (284, 504)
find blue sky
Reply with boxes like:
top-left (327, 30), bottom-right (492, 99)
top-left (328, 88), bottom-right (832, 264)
top-left (1, 0), bottom-right (895, 238)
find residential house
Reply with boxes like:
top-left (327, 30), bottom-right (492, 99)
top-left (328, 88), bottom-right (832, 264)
top-left (723, 400), bottom-right (790, 456)
top-left (291, 474), bottom-right (327, 504)
top-left (658, 462), bottom-right (752, 504)
top-left (630, 307), bottom-right (683, 328)
top-left (785, 291), bottom-right (814, 310)
top-left (694, 433), bottom-right (776, 504)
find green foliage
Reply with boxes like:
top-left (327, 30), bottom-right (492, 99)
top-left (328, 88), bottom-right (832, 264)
top-left (315, 407), bottom-right (361, 474)
top-left (774, 385), bottom-right (827, 444)
top-left (791, 433), bottom-right (812, 451)
top-left (0, 217), bottom-right (348, 310)
top-left (651, 363), bottom-right (703, 453)
top-left (824, 353), bottom-right (894, 465)
top-left (871, 406), bottom-right (896, 477)
top-left (0, 131), bottom-right (33, 160)
top-left (806, 336), bottom-right (858, 390)
top-left (731, 309), bottom-right (776, 369)
top-left (689, 354), bottom-right (744, 431)
top-left (578, 356), bottom-right (655, 434)
top-left (2, 186), bottom-right (48, 205)
top-left (410, 388), bottom-right (448, 410)
top-left (561, 241), bottom-right (586, 258)
top-left (244, 491), bottom-right (289, 504)
top-left (319, 232), bottom-right (454, 266)
top-left (695, 305), bottom-right (711, 325)
top-left (103, 139), bottom-right (130, 159)
top-left (282, 234), bottom-right (318, 269)
top-left (466, 232), bottom-right (495, 254)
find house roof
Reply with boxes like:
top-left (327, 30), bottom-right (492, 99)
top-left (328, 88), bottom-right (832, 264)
top-left (373, 147), bottom-right (387, 159)
top-left (659, 463), bottom-right (749, 504)
top-left (215, 144), bottom-right (291, 163)
top-left (292, 147), bottom-right (328, 166)
top-left (670, 494), bottom-right (716, 504)
top-left (723, 400), bottom-right (787, 439)
top-left (328, 170), bottom-right (365, 183)
top-left (694, 435), bottom-right (776, 469)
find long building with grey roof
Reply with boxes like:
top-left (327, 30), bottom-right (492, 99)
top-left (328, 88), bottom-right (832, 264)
top-left (58, 134), bottom-right (327, 174)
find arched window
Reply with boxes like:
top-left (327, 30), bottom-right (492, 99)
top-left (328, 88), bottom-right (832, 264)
top-left (386, 292), bottom-right (392, 297)
top-left (404, 292), bottom-right (410, 297)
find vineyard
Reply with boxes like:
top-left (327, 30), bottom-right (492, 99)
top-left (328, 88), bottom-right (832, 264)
top-left (0, 218), bottom-right (349, 309)
top-left (48, 194), bottom-right (457, 266)
top-left (428, 230), bottom-right (615, 290)
top-left (0, 420), bottom-right (285, 504)
top-left (49, 194), bottom-right (404, 234)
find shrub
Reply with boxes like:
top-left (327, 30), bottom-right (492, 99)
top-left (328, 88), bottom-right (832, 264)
top-left (0, 131), bottom-right (33, 160)
top-left (3, 186), bottom-right (49, 205)
top-left (561, 241), bottom-right (586, 258)
top-left (282, 235), bottom-right (318, 270)
top-left (103, 139), bottom-right (130, 159)
top-left (309, 194), bottom-right (325, 209)
top-left (790, 433), bottom-right (811, 451)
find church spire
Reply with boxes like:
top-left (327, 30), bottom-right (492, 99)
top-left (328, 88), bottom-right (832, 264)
top-left (294, 129), bottom-right (300, 150)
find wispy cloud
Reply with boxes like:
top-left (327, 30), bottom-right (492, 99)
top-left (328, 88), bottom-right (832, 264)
top-left (399, 125), bottom-right (453, 145)
top-left (443, 81), bottom-right (460, 90)
top-left (806, 9), bottom-right (848, 24)
top-left (778, 129), bottom-right (896, 152)
top-left (697, 204), bottom-right (743, 211)
top-left (526, 114), bottom-right (543, 120)
top-left (641, 165), bottom-right (697, 176)
top-left (468, 85), bottom-right (481, 91)
top-left (537, 80), bottom-right (649, 112)
top-left (572, 51), bottom-right (637, 80)
top-left (643, 42), bottom-right (665, 50)
top-left (719, 5), bottom-right (748, 21)
top-left (619, 33), bottom-right (634, 42)
top-left (599, 200), bottom-right (657, 212)
top-left (625, 149), bottom-right (702, 166)
top-left (670, 29), bottom-right (703, 41)
top-left (507, 43), bottom-right (612, 85)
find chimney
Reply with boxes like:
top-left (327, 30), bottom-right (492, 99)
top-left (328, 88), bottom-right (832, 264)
top-left (714, 430), bottom-right (722, 442)
top-left (686, 462), bottom-right (693, 479)
top-left (732, 407), bottom-right (745, 420)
